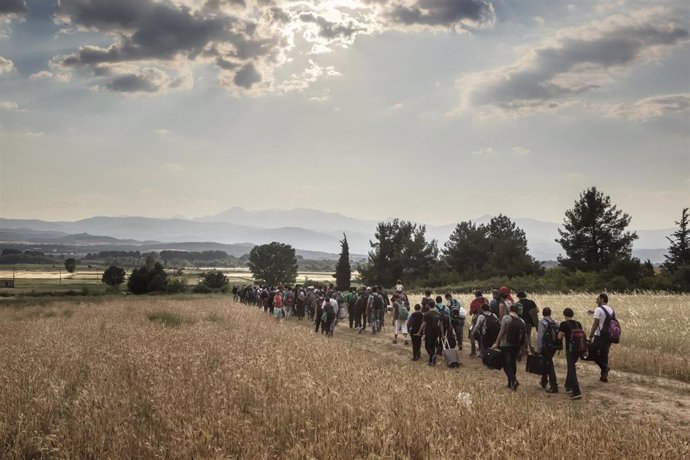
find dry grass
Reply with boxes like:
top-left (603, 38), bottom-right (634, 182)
top-left (0, 297), bottom-right (687, 459)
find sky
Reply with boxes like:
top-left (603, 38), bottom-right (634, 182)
top-left (0, 0), bottom-right (688, 229)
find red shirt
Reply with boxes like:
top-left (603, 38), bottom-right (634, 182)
top-left (469, 297), bottom-right (487, 315)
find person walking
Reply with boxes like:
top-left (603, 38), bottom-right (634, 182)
top-left (493, 304), bottom-right (526, 391)
top-left (468, 290), bottom-right (487, 356)
top-left (418, 305), bottom-right (444, 366)
top-left (407, 304), bottom-right (424, 361)
top-left (446, 293), bottom-right (466, 351)
top-left (559, 308), bottom-right (583, 400)
top-left (590, 293), bottom-right (615, 383)
top-left (516, 291), bottom-right (539, 352)
top-left (536, 307), bottom-right (560, 393)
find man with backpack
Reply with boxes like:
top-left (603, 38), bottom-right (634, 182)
top-left (407, 304), bottom-right (424, 361)
top-left (367, 287), bottom-right (384, 334)
top-left (516, 291), bottom-right (539, 352)
top-left (536, 307), bottom-right (561, 393)
top-left (446, 293), bottom-right (466, 351)
top-left (356, 288), bottom-right (369, 332)
top-left (493, 304), bottom-right (526, 391)
top-left (589, 293), bottom-right (619, 383)
top-left (475, 303), bottom-right (500, 361)
top-left (417, 304), bottom-right (445, 366)
top-left (558, 308), bottom-right (584, 400)
top-left (346, 288), bottom-right (358, 328)
top-left (392, 294), bottom-right (409, 345)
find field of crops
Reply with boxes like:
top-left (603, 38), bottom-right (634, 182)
top-left (0, 295), bottom-right (688, 459)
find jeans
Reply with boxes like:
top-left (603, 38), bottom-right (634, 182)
top-left (566, 350), bottom-right (581, 395)
top-left (411, 333), bottom-right (422, 360)
top-left (425, 334), bottom-right (439, 363)
top-left (348, 306), bottom-right (355, 328)
top-left (454, 319), bottom-right (465, 350)
top-left (593, 336), bottom-right (611, 375)
top-left (501, 345), bottom-right (520, 387)
top-left (541, 349), bottom-right (558, 389)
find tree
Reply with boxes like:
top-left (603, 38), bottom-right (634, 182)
top-left (665, 208), bottom-right (690, 272)
top-left (334, 233), bottom-right (351, 291)
top-left (557, 187), bottom-right (638, 271)
top-left (442, 221), bottom-right (490, 279)
top-left (127, 262), bottom-right (168, 294)
top-left (360, 219), bottom-right (438, 287)
top-left (102, 265), bottom-right (126, 287)
top-left (64, 258), bottom-right (77, 273)
top-left (201, 270), bottom-right (228, 290)
top-left (247, 242), bottom-right (298, 286)
top-left (442, 215), bottom-right (542, 279)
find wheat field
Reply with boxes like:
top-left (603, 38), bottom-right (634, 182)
top-left (1, 296), bottom-right (688, 459)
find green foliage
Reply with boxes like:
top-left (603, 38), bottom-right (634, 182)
top-left (359, 219), bottom-right (438, 287)
top-left (64, 258), bottom-right (77, 273)
top-left (127, 262), bottom-right (168, 294)
top-left (201, 270), bottom-right (229, 290)
top-left (664, 208), bottom-right (690, 274)
top-left (101, 265), bottom-right (126, 287)
top-left (442, 215), bottom-right (542, 280)
top-left (166, 278), bottom-right (188, 294)
top-left (334, 234), bottom-right (351, 291)
top-left (247, 242), bottom-right (298, 286)
top-left (557, 187), bottom-right (638, 271)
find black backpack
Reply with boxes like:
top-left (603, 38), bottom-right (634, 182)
top-left (483, 314), bottom-right (501, 347)
top-left (451, 307), bottom-right (460, 323)
top-left (506, 316), bottom-right (526, 346)
top-left (348, 293), bottom-right (357, 308)
top-left (542, 319), bottom-right (562, 352)
top-left (372, 294), bottom-right (384, 310)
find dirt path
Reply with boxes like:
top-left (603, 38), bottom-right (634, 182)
top-left (280, 314), bottom-right (690, 439)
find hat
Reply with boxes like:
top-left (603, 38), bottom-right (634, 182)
top-left (517, 291), bottom-right (527, 299)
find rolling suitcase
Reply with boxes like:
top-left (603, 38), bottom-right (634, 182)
top-left (526, 353), bottom-right (544, 375)
top-left (442, 338), bottom-right (459, 368)
top-left (483, 348), bottom-right (503, 370)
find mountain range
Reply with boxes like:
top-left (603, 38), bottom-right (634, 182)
top-left (0, 208), bottom-right (673, 263)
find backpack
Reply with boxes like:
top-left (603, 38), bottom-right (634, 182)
top-left (348, 293), bottom-right (357, 308)
top-left (450, 307), bottom-right (461, 322)
top-left (398, 305), bottom-right (409, 321)
top-left (542, 319), bottom-right (562, 352)
top-left (601, 308), bottom-right (621, 344)
top-left (513, 301), bottom-right (524, 317)
top-left (506, 316), bottom-right (526, 346)
top-left (372, 294), bottom-right (384, 310)
top-left (570, 327), bottom-right (588, 354)
top-left (482, 314), bottom-right (501, 347)
top-left (428, 312), bottom-right (441, 333)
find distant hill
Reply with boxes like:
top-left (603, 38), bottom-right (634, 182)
top-left (0, 209), bottom-right (673, 263)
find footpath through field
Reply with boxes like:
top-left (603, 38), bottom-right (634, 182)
top-left (279, 306), bottom-right (690, 439)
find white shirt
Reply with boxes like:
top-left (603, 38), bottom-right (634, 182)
top-left (593, 305), bottom-right (614, 336)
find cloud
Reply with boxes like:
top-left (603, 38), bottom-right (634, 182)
top-left (596, 93), bottom-right (690, 121)
top-left (512, 146), bottom-right (530, 155)
top-left (0, 0), bottom-right (25, 17)
top-left (0, 100), bottom-right (18, 110)
top-left (458, 8), bottom-right (689, 116)
top-left (16, 131), bottom-right (44, 138)
top-left (0, 55), bottom-right (14, 74)
top-left (36, 0), bottom-right (495, 95)
top-left (386, 0), bottom-right (495, 30)
top-left (155, 128), bottom-right (171, 136)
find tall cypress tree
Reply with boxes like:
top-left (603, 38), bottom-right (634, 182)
top-left (335, 233), bottom-right (351, 291)
top-left (664, 208), bottom-right (690, 272)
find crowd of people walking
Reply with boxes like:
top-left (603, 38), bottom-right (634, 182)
top-left (232, 283), bottom-right (620, 401)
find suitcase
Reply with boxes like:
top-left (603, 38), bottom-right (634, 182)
top-left (442, 338), bottom-right (459, 368)
top-left (483, 348), bottom-right (503, 370)
top-left (526, 353), bottom-right (544, 375)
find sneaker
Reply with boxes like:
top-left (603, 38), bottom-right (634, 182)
top-left (570, 393), bottom-right (582, 400)
top-left (564, 387), bottom-right (572, 393)
top-left (540, 382), bottom-right (547, 389)
top-left (392, 338), bottom-right (398, 344)
top-left (511, 381), bottom-right (520, 391)
top-left (545, 387), bottom-right (559, 394)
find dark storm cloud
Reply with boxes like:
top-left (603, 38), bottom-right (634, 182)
top-left (105, 73), bottom-right (159, 92)
top-left (232, 62), bottom-right (261, 88)
top-left (0, 0), bottom-right (26, 16)
top-left (461, 10), bottom-right (689, 114)
top-left (387, 0), bottom-right (494, 28)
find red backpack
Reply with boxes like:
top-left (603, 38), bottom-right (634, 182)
top-left (570, 326), bottom-right (588, 354)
